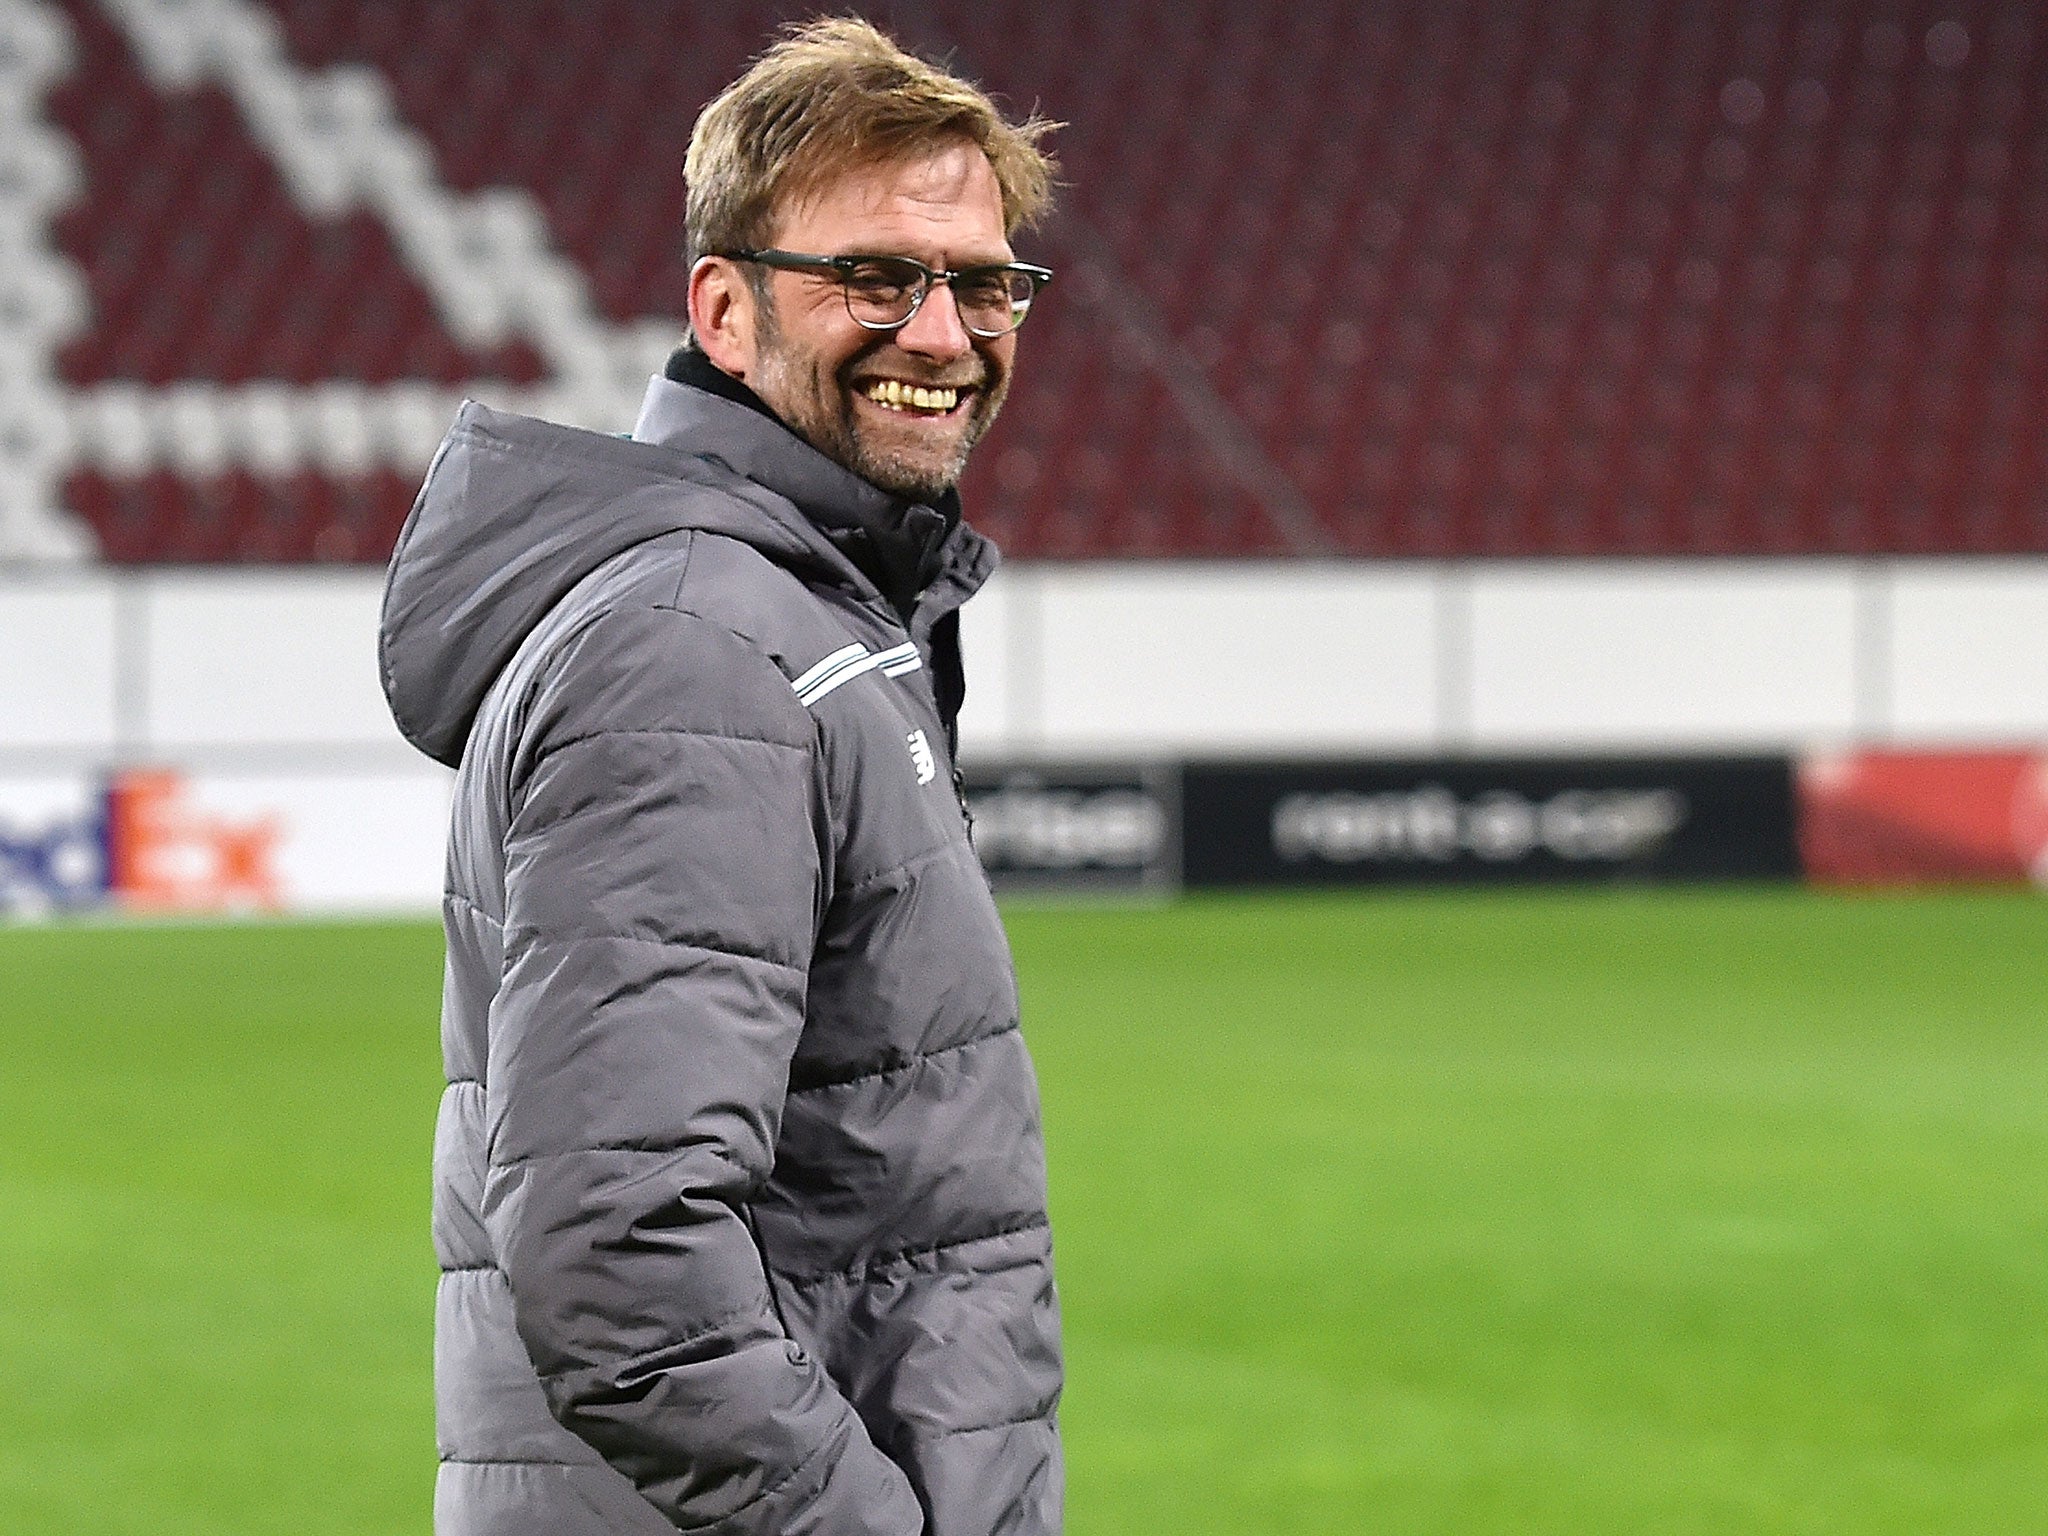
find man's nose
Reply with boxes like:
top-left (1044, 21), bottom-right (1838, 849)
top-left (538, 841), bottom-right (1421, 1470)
top-left (893, 281), bottom-right (974, 362)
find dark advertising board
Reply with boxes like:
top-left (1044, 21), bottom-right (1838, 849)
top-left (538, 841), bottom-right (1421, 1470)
top-left (1181, 756), bottom-right (1799, 886)
top-left (962, 763), bottom-right (1180, 892)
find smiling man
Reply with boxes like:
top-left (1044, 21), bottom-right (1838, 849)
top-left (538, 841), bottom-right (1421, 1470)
top-left (378, 19), bottom-right (1063, 1536)
top-left (693, 144), bottom-right (1039, 503)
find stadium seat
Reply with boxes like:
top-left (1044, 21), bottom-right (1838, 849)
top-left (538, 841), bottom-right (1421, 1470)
top-left (31, 0), bottom-right (2048, 561)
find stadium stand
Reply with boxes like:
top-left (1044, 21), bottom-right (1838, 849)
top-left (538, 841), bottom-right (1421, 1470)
top-left (17, 0), bottom-right (2048, 560)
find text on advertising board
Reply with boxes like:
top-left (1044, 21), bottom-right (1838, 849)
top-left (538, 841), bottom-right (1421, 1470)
top-left (0, 769), bottom-right (281, 915)
top-left (1180, 758), bottom-right (1800, 886)
top-left (961, 766), bottom-right (1179, 891)
top-left (1272, 786), bottom-right (1687, 864)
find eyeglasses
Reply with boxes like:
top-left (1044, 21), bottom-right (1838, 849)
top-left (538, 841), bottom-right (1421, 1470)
top-left (721, 249), bottom-right (1054, 337)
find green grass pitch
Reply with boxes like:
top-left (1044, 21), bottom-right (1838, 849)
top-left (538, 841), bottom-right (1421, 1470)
top-left (2, 887), bottom-right (2043, 1533)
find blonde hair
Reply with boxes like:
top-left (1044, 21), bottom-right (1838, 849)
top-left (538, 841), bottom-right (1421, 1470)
top-left (684, 16), bottom-right (1059, 265)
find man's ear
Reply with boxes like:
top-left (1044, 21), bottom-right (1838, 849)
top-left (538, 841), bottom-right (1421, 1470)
top-left (688, 257), bottom-right (756, 379)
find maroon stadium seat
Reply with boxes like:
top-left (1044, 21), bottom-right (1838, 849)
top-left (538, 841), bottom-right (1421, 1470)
top-left (40, 0), bottom-right (2048, 561)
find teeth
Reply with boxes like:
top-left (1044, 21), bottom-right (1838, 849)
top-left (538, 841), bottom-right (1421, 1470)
top-left (863, 381), bottom-right (959, 413)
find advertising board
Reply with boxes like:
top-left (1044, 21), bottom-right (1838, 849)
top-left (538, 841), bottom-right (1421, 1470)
top-left (1179, 756), bottom-right (1800, 886)
top-left (962, 763), bottom-right (1179, 893)
top-left (0, 766), bottom-right (450, 916)
top-left (0, 775), bottom-right (106, 915)
top-left (1799, 749), bottom-right (2048, 885)
top-left (22, 750), bottom-right (2034, 914)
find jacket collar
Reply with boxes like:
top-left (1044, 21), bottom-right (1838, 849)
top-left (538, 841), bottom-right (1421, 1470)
top-left (647, 349), bottom-right (974, 624)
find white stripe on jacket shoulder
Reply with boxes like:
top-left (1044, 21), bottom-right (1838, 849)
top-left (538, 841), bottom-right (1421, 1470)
top-left (791, 640), bottom-right (924, 708)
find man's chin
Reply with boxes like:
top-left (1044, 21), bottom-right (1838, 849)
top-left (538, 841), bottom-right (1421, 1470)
top-left (845, 428), bottom-right (976, 504)
top-left (839, 384), bottom-right (1003, 502)
top-left (854, 458), bottom-right (961, 504)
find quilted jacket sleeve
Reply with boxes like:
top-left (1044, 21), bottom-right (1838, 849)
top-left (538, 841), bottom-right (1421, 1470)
top-left (480, 602), bottom-right (923, 1535)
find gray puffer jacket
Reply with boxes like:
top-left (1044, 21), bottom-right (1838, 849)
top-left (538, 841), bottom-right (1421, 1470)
top-left (379, 374), bottom-right (1061, 1536)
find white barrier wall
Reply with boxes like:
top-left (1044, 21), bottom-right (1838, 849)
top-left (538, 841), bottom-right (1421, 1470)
top-left (0, 566), bottom-right (408, 762)
top-left (0, 577), bottom-right (119, 750)
top-left (957, 558), bottom-right (2048, 758)
top-left (0, 567), bottom-right (441, 914)
top-left (3, 558), bottom-right (2045, 912)
top-left (9, 559), bottom-right (2047, 764)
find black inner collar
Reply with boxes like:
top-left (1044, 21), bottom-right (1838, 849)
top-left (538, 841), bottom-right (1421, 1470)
top-left (664, 346), bottom-right (961, 624)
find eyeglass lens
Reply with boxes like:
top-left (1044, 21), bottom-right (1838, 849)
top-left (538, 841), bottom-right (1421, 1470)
top-left (841, 259), bottom-right (1036, 336)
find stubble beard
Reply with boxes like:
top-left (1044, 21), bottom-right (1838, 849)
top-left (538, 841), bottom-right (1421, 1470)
top-left (753, 302), bottom-right (1009, 505)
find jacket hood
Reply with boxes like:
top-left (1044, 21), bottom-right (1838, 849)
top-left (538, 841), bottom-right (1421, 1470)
top-left (381, 376), bottom-right (988, 767)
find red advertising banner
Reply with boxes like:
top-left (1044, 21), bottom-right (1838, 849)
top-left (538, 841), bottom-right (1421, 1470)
top-left (1798, 751), bottom-right (2048, 886)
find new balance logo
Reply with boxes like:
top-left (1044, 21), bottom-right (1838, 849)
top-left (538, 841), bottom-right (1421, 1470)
top-left (907, 729), bottom-right (937, 786)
